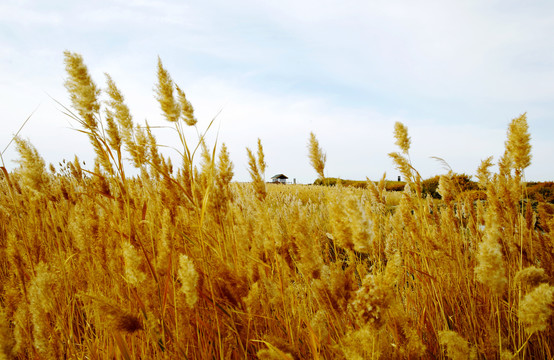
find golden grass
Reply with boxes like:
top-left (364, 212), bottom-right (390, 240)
top-left (0, 52), bottom-right (552, 359)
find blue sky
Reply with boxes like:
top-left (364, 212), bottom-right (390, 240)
top-left (1, 0), bottom-right (553, 183)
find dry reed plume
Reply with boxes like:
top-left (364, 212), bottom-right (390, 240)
top-left (308, 132), bottom-right (326, 180)
top-left (0, 53), bottom-right (552, 359)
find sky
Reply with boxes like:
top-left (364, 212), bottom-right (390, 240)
top-left (1, 0), bottom-right (553, 183)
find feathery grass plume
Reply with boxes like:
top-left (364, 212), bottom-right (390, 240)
top-left (388, 152), bottom-right (413, 184)
top-left (389, 122), bottom-right (424, 194)
top-left (518, 283), bottom-right (554, 333)
top-left (514, 266), bottom-right (548, 288)
top-left (401, 321), bottom-right (427, 358)
top-left (310, 310), bottom-right (329, 340)
top-left (177, 254), bottom-right (199, 308)
top-left (28, 263), bottom-right (61, 360)
top-left (104, 111), bottom-right (122, 152)
top-left (175, 85), bottom-right (197, 126)
top-left (257, 343), bottom-right (294, 360)
top-left (63, 51), bottom-right (101, 131)
top-left (348, 273), bottom-right (393, 329)
top-left (341, 325), bottom-right (380, 359)
top-left (165, 154), bottom-right (173, 174)
top-left (393, 121), bottom-right (411, 155)
top-left (216, 143), bottom-right (234, 191)
top-left (243, 281), bottom-right (264, 316)
top-left (367, 173), bottom-right (387, 205)
top-left (177, 160), bottom-right (194, 202)
top-left (505, 113), bottom-right (532, 176)
top-left (104, 74), bottom-right (135, 155)
top-left (12, 303), bottom-right (32, 358)
top-left (128, 126), bottom-right (149, 168)
top-left (64, 58), bottom-right (116, 175)
top-left (328, 190), bottom-right (373, 253)
top-left (498, 149), bottom-right (513, 178)
top-left (196, 140), bottom-right (214, 202)
top-left (94, 80), bottom-right (123, 167)
top-left (367, 177), bottom-right (383, 205)
top-left (13, 137), bottom-right (48, 195)
top-left (105, 74), bottom-right (133, 131)
top-left (384, 251), bottom-right (403, 284)
top-left (0, 307), bottom-right (15, 360)
top-left (68, 155), bottom-right (83, 180)
top-left (326, 199), bottom-right (355, 251)
top-left (67, 199), bottom-right (97, 252)
top-left (475, 211), bottom-right (507, 295)
top-left (90, 134), bottom-right (115, 175)
top-left (89, 160), bottom-right (111, 197)
top-left (122, 242), bottom-right (146, 286)
top-left (199, 139), bottom-right (213, 178)
top-left (211, 143), bottom-right (234, 215)
top-left (438, 331), bottom-right (477, 360)
top-left (437, 173), bottom-right (456, 203)
top-left (155, 57), bottom-right (180, 122)
top-left (257, 138), bottom-right (266, 177)
top-left (308, 132), bottom-right (326, 180)
top-left (145, 122), bottom-right (162, 179)
top-left (246, 145), bottom-right (266, 201)
top-left (476, 156), bottom-right (494, 189)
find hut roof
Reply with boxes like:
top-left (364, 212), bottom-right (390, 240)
top-left (271, 174), bottom-right (288, 180)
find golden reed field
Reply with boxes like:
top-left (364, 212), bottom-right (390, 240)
top-left (1, 52), bottom-right (553, 359)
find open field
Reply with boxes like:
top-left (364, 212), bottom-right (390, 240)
top-left (1, 52), bottom-right (553, 359)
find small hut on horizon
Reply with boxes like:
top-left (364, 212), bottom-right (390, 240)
top-left (270, 174), bottom-right (288, 184)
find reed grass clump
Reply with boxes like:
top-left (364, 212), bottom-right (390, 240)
top-left (246, 138), bottom-right (267, 200)
top-left (0, 52), bottom-right (552, 359)
top-left (518, 283), bottom-right (554, 334)
top-left (308, 132), bottom-right (326, 180)
top-left (438, 331), bottom-right (477, 360)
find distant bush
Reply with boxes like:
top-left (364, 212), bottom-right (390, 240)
top-left (314, 178), bottom-right (407, 191)
top-left (315, 174), bottom-right (480, 198)
top-left (454, 173), bottom-right (478, 192)
top-left (527, 182), bottom-right (554, 203)
top-left (313, 177), bottom-right (366, 188)
top-left (385, 181), bottom-right (406, 191)
top-left (422, 176), bottom-right (441, 198)
top-left (422, 173), bottom-right (478, 199)
top-left (344, 180), bottom-right (368, 188)
top-left (313, 177), bottom-right (340, 186)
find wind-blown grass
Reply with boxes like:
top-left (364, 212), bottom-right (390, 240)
top-left (0, 52), bottom-right (552, 359)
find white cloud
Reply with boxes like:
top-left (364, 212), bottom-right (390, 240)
top-left (1, 0), bottom-right (553, 182)
top-left (0, 2), bottom-right (62, 26)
